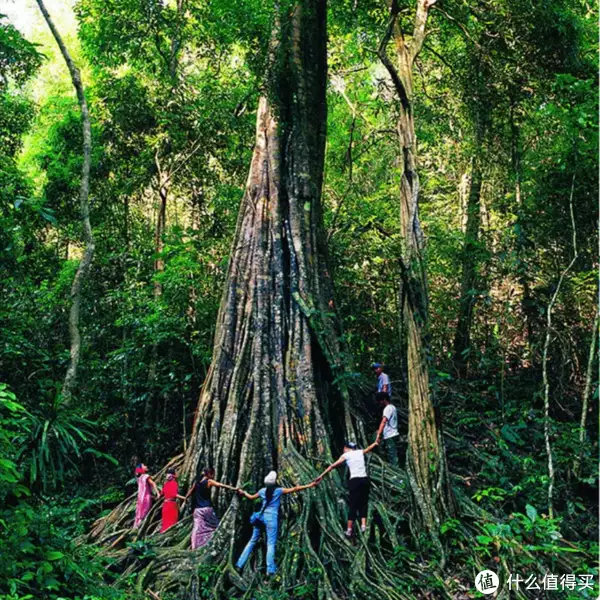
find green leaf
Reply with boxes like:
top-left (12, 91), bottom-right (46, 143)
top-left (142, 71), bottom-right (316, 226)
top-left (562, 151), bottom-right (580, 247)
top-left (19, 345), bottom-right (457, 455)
top-left (84, 448), bottom-right (118, 465)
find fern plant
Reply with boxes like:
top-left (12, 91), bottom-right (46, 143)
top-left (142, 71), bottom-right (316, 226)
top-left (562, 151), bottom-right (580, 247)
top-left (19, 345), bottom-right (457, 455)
top-left (13, 390), bottom-right (95, 492)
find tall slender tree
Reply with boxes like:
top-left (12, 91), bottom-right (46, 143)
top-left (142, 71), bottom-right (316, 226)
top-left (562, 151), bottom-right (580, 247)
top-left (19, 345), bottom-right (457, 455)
top-left (36, 0), bottom-right (95, 405)
top-left (376, 0), bottom-right (455, 554)
top-left (453, 56), bottom-right (488, 378)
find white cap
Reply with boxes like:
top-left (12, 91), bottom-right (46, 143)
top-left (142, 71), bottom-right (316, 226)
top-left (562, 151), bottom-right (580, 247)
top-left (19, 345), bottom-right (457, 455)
top-left (264, 471), bottom-right (277, 485)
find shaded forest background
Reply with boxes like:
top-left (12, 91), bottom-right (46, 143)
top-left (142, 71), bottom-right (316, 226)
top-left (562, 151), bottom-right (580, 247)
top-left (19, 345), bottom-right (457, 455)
top-left (0, 0), bottom-right (598, 598)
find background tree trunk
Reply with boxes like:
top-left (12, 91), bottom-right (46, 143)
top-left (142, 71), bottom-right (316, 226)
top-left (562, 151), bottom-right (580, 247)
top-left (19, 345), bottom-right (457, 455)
top-left (36, 0), bottom-right (95, 405)
top-left (453, 158), bottom-right (482, 377)
top-left (573, 309), bottom-right (598, 477)
top-left (541, 173), bottom-right (578, 518)
top-left (145, 168), bottom-right (170, 428)
top-left (378, 0), bottom-right (455, 558)
top-left (453, 73), bottom-right (487, 378)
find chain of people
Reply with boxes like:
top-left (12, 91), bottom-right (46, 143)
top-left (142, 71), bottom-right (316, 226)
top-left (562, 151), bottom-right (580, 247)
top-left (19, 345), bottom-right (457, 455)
top-left (132, 363), bottom-right (402, 577)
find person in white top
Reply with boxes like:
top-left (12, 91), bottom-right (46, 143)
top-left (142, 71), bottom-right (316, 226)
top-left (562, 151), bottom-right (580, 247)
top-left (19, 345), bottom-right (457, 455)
top-left (315, 438), bottom-right (379, 538)
top-left (376, 392), bottom-right (400, 466)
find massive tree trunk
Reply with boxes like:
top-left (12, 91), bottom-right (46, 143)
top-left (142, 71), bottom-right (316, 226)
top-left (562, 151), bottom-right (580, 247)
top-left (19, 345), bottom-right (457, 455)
top-left (378, 0), bottom-right (455, 558)
top-left (36, 0), bottom-right (95, 405)
top-left (182, 0), bottom-right (352, 490)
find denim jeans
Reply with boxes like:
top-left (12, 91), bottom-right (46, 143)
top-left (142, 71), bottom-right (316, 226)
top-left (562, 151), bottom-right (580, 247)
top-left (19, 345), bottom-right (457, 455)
top-left (236, 512), bottom-right (279, 575)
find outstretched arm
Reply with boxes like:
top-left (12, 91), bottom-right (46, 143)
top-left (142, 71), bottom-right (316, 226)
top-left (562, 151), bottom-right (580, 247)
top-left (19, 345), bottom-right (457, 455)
top-left (376, 416), bottom-right (387, 442)
top-left (364, 439), bottom-right (380, 455)
top-left (237, 489), bottom-right (260, 500)
top-left (207, 479), bottom-right (238, 492)
top-left (315, 456), bottom-right (346, 483)
top-left (148, 477), bottom-right (159, 496)
top-left (184, 483), bottom-right (196, 501)
top-left (282, 481), bottom-right (317, 494)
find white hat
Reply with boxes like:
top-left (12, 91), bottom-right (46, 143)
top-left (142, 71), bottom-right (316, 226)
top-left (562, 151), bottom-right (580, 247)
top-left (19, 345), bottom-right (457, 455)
top-left (264, 471), bottom-right (277, 485)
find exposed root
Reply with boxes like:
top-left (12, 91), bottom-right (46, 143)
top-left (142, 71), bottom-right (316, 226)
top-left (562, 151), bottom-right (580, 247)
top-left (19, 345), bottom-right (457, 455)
top-left (87, 450), bottom-right (589, 599)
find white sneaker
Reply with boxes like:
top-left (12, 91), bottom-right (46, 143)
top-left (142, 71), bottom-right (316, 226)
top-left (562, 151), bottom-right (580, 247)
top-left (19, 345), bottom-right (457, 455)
top-left (344, 529), bottom-right (353, 538)
top-left (361, 525), bottom-right (367, 533)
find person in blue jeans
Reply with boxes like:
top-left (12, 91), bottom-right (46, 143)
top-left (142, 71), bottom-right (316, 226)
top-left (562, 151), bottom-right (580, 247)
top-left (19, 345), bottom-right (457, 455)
top-left (236, 471), bottom-right (315, 576)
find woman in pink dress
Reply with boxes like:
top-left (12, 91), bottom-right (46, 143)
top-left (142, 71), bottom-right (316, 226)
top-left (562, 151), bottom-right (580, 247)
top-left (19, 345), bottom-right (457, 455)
top-left (134, 464), bottom-right (158, 528)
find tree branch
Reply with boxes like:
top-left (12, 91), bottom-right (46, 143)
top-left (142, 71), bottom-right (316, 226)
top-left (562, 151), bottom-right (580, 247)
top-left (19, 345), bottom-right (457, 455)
top-left (373, 11), bottom-right (411, 110)
top-left (411, 0), bottom-right (437, 60)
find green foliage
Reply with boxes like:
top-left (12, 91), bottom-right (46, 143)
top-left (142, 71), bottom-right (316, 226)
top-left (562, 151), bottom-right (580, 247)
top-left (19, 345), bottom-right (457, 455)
top-left (0, 0), bottom-right (597, 596)
top-left (473, 507), bottom-right (594, 569)
top-left (0, 384), bottom-right (135, 600)
top-left (0, 496), bottom-right (140, 600)
top-left (0, 384), bottom-right (30, 499)
top-left (16, 393), bottom-right (96, 492)
top-left (0, 14), bottom-right (43, 86)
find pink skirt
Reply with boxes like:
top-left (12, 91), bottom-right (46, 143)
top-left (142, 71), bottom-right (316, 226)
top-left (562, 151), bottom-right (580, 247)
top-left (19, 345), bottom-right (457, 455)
top-left (191, 507), bottom-right (219, 549)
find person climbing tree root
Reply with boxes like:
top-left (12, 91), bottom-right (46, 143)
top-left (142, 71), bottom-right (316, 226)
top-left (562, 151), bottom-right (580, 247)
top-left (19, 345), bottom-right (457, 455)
top-left (183, 467), bottom-right (237, 549)
top-left (315, 439), bottom-right (378, 537)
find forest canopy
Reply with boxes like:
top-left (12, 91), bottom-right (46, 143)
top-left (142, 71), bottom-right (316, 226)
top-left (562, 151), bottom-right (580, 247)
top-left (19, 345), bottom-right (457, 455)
top-left (0, 0), bottom-right (597, 598)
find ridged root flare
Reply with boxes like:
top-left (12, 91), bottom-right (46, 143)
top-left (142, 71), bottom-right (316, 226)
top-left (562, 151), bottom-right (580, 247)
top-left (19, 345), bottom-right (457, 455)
top-left (85, 444), bottom-right (586, 600)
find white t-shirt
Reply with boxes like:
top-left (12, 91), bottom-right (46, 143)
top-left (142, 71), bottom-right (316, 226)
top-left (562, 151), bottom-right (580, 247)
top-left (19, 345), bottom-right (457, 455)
top-left (378, 372), bottom-right (392, 397)
top-left (342, 449), bottom-right (367, 479)
top-left (383, 404), bottom-right (399, 439)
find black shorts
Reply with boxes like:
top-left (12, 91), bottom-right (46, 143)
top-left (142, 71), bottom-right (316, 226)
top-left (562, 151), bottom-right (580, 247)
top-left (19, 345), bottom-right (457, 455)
top-left (347, 477), bottom-right (370, 520)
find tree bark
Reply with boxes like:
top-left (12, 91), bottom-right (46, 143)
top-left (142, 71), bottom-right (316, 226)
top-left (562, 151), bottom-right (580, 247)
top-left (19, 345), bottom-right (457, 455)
top-left (378, 0), bottom-right (455, 558)
top-left (541, 173), bottom-right (578, 518)
top-left (181, 0), bottom-right (352, 492)
top-left (453, 90), bottom-right (486, 378)
top-left (510, 103), bottom-right (536, 353)
top-left (573, 309), bottom-right (597, 477)
top-left (453, 159), bottom-right (482, 377)
top-left (36, 0), bottom-right (95, 405)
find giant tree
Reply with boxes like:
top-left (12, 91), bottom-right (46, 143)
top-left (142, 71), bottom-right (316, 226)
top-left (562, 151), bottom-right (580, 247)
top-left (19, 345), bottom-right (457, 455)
top-left (89, 1), bottom-right (423, 597)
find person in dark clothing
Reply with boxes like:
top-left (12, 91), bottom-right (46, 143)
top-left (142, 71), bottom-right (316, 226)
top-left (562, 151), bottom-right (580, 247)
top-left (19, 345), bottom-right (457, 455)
top-left (184, 467), bottom-right (237, 549)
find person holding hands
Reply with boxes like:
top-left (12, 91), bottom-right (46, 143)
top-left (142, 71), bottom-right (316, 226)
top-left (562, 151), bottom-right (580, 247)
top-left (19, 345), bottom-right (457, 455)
top-left (236, 471), bottom-right (316, 576)
top-left (315, 438), bottom-right (379, 538)
top-left (375, 391), bottom-right (401, 466)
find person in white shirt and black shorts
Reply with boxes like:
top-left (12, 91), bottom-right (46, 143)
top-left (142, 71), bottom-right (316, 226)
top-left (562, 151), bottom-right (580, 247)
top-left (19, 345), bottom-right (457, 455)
top-left (315, 438), bottom-right (379, 538)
